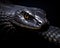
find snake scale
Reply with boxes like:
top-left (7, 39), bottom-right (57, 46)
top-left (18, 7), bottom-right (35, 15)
top-left (0, 3), bottom-right (60, 45)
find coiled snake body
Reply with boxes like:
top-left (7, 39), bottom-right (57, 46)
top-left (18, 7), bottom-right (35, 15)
top-left (0, 3), bottom-right (60, 45)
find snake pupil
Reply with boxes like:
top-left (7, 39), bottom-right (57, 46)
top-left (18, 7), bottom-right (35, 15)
top-left (24, 15), bottom-right (29, 19)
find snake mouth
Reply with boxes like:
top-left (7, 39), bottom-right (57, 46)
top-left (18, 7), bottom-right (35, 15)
top-left (18, 24), bottom-right (41, 29)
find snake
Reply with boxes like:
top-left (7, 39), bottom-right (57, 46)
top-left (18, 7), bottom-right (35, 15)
top-left (0, 3), bottom-right (60, 45)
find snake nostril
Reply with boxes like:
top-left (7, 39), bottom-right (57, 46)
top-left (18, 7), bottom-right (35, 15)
top-left (37, 22), bottom-right (42, 25)
top-left (34, 19), bottom-right (42, 25)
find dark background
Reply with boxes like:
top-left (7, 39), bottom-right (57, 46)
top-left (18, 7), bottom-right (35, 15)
top-left (0, 0), bottom-right (58, 47)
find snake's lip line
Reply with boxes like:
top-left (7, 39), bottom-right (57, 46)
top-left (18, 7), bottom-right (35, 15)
top-left (11, 20), bottom-right (41, 30)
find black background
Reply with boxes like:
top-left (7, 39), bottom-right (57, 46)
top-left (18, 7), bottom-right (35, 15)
top-left (0, 0), bottom-right (58, 48)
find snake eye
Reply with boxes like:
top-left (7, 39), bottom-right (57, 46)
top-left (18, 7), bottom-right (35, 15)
top-left (24, 15), bottom-right (29, 19)
top-left (20, 11), bottom-right (30, 19)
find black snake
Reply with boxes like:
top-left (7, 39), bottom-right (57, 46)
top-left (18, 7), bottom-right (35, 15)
top-left (0, 3), bottom-right (60, 45)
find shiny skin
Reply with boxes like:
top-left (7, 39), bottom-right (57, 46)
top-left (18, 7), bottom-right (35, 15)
top-left (0, 3), bottom-right (60, 45)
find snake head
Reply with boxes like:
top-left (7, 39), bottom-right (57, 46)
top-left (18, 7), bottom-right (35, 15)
top-left (14, 6), bottom-right (49, 29)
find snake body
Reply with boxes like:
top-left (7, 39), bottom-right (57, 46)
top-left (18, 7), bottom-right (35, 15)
top-left (0, 3), bottom-right (60, 45)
